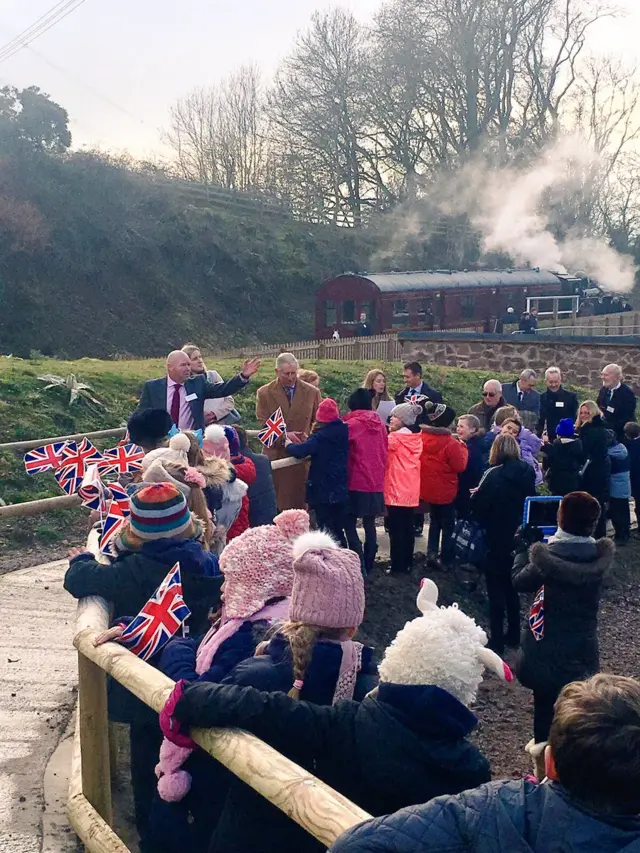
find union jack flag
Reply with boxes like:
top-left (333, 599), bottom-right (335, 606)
top-left (24, 442), bottom-right (66, 475)
top-left (107, 482), bottom-right (131, 516)
top-left (78, 464), bottom-right (106, 510)
top-left (98, 443), bottom-right (145, 476)
top-left (257, 407), bottom-right (286, 448)
top-left (99, 499), bottom-right (127, 554)
top-left (119, 563), bottom-right (190, 661)
top-left (529, 585), bottom-right (545, 642)
top-left (54, 439), bottom-right (104, 495)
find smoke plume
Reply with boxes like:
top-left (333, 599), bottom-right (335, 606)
top-left (377, 136), bottom-right (637, 292)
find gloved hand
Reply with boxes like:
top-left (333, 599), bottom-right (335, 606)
top-left (513, 523), bottom-right (545, 554)
top-left (159, 679), bottom-right (197, 749)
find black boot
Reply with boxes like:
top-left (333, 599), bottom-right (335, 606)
top-left (363, 541), bottom-right (378, 575)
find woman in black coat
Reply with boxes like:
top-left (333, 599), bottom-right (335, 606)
top-left (512, 491), bottom-right (614, 744)
top-left (470, 434), bottom-right (536, 654)
top-left (576, 402), bottom-right (611, 538)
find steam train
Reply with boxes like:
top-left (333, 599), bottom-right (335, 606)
top-left (314, 268), bottom-right (587, 338)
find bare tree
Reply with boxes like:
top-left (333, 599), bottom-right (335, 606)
top-left (164, 65), bottom-right (267, 191)
top-left (267, 9), bottom-right (369, 226)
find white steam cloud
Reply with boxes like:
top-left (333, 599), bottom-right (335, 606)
top-left (465, 136), bottom-right (636, 292)
top-left (376, 136), bottom-right (637, 293)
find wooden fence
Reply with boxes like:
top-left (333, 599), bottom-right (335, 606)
top-left (68, 532), bottom-right (370, 852)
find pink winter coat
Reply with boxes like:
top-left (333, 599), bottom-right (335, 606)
top-left (343, 409), bottom-right (388, 493)
top-left (384, 430), bottom-right (423, 507)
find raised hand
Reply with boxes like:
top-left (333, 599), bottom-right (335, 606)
top-left (240, 357), bottom-right (261, 379)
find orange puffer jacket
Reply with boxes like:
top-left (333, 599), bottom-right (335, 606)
top-left (384, 430), bottom-right (423, 507)
top-left (420, 427), bottom-right (468, 505)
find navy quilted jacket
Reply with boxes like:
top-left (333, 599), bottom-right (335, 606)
top-left (330, 780), bottom-right (640, 853)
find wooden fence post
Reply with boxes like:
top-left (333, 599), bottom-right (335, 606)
top-left (318, 342), bottom-right (326, 359)
top-left (353, 339), bottom-right (362, 360)
top-left (78, 653), bottom-right (112, 825)
top-left (387, 336), bottom-right (397, 361)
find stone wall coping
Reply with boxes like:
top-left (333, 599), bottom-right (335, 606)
top-left (399, 332), bottom-right (640, 346)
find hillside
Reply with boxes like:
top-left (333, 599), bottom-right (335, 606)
top-left (0, 149), bottom-right (373, 359)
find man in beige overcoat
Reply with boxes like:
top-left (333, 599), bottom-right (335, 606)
top-left (256, 352), bottom-right (321, 510)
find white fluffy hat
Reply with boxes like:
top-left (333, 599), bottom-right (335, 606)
top-left (141, 433), bottom-right (191, 471)
top-left (378, 579), bottom-right (514, 706)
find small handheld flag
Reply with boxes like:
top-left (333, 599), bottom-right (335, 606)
top-left (257, 407), bottom-right (286, 448)
top-left (24, 442), bottom-right (66, 475)
top-left (529, 585), bottom-right (544, 642)
top-left (99, 500), bottom-right (127, 554)
top-left (78, 464), bottom-right (106, 510)
top-left (119, 563), bottom-right (190, 661)
top-left (98, 443), bottom-right (145, 476)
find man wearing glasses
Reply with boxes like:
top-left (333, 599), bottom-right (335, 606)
top-left (469, 379), bottom-right (505, 431)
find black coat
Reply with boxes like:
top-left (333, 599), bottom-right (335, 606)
top-left (394, 381), bottom-right (443, 406)
top-left (286, 419), bottom-right (349, 506)
top-left (579, 416), bottom-right (611, 503)
top-left (597, 383), bottom-right (637, 441)
top-left (542, 438), bottom-right (585, 496)
top-left (174, 681), bottom-right (490, 853)
top-left (470, 459), bottom-right (536, 569)
top-left (455, 434), bottom-right (488, 519)
top-left (244, 449), bottom-right (277, 526)
top-left (627, 437), bottom-right (640, 496)
top-left (138, 373), bottom-right (247, 431)
top-left (512, 537), bottom-right (614, 693)
top-left (64, 539), bottom-right (222, 633)
top-left (537, 387), bottom-right (579, 440)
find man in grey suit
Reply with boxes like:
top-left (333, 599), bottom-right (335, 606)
top-left (501, 368), bottom-right (541, 416)
top-left (138, 351), bottom-right (260, 431)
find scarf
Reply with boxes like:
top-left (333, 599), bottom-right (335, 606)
top-left (195, 598), bottom-right (290, 676)
top-left (332, 640), bottom-right (364, 703)
top-left (548, 529), bottom-right (596, 545)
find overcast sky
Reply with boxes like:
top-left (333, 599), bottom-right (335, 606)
top-left (0, 0), bottom-right (638, 158)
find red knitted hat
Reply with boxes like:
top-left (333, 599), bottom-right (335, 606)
top-left (316, 398), bottom-right (340, 423)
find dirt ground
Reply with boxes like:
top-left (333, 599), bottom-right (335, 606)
top-left (360, 535), bottom-right (640, 780)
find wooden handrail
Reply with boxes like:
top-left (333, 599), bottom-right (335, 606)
top-left (0, 428), bottom-right (127, 452)
top-left (70, 596), bottom-right (370, 851)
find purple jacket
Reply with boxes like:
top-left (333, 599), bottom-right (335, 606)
top-left (343, 410), bottom-right (388, 493)
top-left (489, 425), bottom-right (542, 485)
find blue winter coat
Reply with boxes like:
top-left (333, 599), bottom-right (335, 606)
top-left (626, 437), bottom-right (640, 496)
top-left (156, 618), bottom-right (275, 684)
top-left (286, 420), bottom-right (349, 506)
top-left (609, 441), bottom-right (631, 499)
top-left (245, 449), bottom-right (277, 526)
top-left (330, 780), bottom-right (640, 853)
top-left (455, 435), bottom-right (488, 518)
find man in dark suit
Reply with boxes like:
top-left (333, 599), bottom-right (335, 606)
top-left (394, 361), bottom-right (443, 537)
top-left (536, 366), bottom-right (579, 441)
top-left (138, 351), bottom-right (260, 432)
top-left (597, 363), bottom-right (637, 441)
top-left (394, 361), bottom-right (443, 406)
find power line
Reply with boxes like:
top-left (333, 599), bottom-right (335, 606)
top-left (0, 0), bottom-right (88, 65)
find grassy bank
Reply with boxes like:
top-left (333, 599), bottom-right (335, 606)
top-left (0, 354), bottom-right (590, 550)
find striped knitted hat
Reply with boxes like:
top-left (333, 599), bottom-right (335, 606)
top-left (128, 482), bottom-right (194, 541)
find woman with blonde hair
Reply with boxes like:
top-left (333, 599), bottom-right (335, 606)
top-left (363, 369), bottom-right (392, 411)
top-left (471, 433), bottom-right (536, 654)
top-left (181, 343), bottom-right (240, 425)
top-left (575, 400), bottom-right (610, 538)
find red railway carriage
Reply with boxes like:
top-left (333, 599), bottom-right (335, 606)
top-left (315, 269), bottom-right (577, 338)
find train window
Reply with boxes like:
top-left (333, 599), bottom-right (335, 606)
top-left (392, 299), bottom-right (409, 326)
top-left (460, 294), bottom-right (476, 319)
top-left (324, 300), bottom-right (337, 327)
top-left (342, 300), bottom-right (356, 323)
top-left (360, 301), bottom-right (373, 320)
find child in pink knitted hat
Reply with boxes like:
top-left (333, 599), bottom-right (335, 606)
top-left (152, 531), bottom-right (377, 853)
top-left (152, 509), bottom-right (309, 803)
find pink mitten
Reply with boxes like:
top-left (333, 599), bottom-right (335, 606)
top-left (159, 680), bottom-right (197, 749)
top-left (155, 738), bottom-right (194, 802)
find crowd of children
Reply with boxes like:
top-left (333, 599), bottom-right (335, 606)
top-left (61, 360), bottom-right (640, 853)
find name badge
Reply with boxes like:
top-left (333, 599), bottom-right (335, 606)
top-left (185, 393), bottom-right (198, 402)
top-left (607, 405), bottom-right (615, 413)
top-left (555, 401), bottom-right (564, 408)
